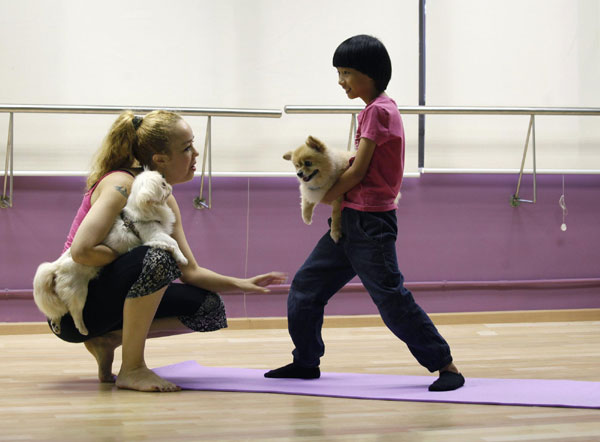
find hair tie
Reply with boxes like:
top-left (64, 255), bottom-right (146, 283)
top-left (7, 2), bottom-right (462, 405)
top-left (132, 116), bottom-right (143, 130)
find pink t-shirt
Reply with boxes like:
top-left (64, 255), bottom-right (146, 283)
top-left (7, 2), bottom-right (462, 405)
top-left (341, 94), bottom-right (405, 212)
top-left (62, 170), bottom-right (134, 252)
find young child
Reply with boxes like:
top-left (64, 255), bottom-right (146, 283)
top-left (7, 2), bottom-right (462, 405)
top-left (265, 35), bottom-right (464, 391)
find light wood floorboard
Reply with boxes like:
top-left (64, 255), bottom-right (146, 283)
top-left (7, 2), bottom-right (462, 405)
top-left (1, 318), bottom-right (599, 441)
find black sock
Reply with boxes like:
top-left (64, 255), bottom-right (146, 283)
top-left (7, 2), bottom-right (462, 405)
top-left (264, 362), bottom-right (320, 379)
top-left (428, 371), bottom-right (465, 391)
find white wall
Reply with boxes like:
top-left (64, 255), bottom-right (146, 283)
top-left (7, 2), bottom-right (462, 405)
top-left (426, 0), bottom-right (600, 171)
top-left (0, 0), bottom-right (598, 174)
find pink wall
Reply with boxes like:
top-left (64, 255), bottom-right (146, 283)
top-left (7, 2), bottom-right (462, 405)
top-left (1, 174), bottom-right (599, 321)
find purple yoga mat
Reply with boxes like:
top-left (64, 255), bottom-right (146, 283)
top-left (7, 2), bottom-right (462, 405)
top-left (153, 361), bottom-right (600, 409)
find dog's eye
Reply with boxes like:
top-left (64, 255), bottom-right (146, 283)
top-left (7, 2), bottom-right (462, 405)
top-left (304, 161), bottom-right (312, 167)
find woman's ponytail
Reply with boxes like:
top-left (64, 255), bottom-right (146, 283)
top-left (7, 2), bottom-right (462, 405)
top-left (86, 111), bottom-right (139, 189)
top-left (87, 110), bottom-right (181, 189)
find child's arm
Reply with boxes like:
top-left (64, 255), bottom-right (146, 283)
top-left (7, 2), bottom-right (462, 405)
top-left (321, 137), bottom-right (376, 205)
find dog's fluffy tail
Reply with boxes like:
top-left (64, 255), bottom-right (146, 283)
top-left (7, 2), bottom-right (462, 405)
top-left (33, 261), bottom-right (67, 320)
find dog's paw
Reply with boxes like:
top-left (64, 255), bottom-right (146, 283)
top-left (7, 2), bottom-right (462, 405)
top-left (147, 240), bottom-right (188, 266)
top-left (330, 229), bottom-right (342, 243)
top-left (302, 214), bottom-right (313, 225)
top-left (145, 240), bottom-right (171, 251)
top-left (173, 251), bottom-right (188, 266)
top-left (71, 316), bottom-right (89, 336)
top-left (50, 320), bottom-right (62, 334)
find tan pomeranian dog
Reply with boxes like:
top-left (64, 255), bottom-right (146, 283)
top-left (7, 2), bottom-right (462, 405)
top-left (33, 169), bottom-right (188, 336)
top-left (284, 136), bottom-right (353, 243)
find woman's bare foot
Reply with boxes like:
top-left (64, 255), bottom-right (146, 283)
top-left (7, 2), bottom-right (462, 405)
top-left (84, 332), bottom-right (122, 383)
top-left (116, 365), bottom-right (181, 392)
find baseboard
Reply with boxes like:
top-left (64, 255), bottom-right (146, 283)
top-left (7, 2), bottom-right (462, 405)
top-left (1, 308), bottom-right (598, 335)
top-left (226, 308), bottom-right (600, 329)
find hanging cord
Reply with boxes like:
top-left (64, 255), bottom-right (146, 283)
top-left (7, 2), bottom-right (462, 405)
top-left (559, 175), bottom-right (568, 232)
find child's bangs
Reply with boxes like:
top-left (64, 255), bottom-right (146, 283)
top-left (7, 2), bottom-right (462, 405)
top-left (332, 44), bottom-right (357, 69)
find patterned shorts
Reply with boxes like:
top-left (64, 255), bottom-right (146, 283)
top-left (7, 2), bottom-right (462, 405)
top-left (127, 248), bottom-right (183, 298)
top-left (126, 247), bottom-right (227, 331)
top-left (178, 292), bottom-right (228, 332)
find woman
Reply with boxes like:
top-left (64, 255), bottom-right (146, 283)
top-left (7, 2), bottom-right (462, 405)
top-left (54, 110), bottom-right (286, 392)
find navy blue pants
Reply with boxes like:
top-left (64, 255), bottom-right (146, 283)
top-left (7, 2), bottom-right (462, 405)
top-left (288, 208), bottom-right (452, 372)
top-left (51, 246), bottom-right (227, 343)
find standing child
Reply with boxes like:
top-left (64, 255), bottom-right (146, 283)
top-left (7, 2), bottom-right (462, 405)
top-left (265, 35), bottom-right (464, 391)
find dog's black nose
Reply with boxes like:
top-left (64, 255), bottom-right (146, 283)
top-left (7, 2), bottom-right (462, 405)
top-left (297, 171), bottom-right (304, 178)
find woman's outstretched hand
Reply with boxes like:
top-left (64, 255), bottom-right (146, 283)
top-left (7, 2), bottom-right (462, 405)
top-left (239, 272), bottom-right (288, 293)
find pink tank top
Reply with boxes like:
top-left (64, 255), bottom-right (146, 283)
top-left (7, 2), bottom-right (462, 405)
top-left (63, 170), bottom-right (134, 252)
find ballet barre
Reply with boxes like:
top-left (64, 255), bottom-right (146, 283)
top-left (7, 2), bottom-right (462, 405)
top-left (0, 105), bottom-right (282, 209)
top-left (284, 105), bottom-right (600, 206)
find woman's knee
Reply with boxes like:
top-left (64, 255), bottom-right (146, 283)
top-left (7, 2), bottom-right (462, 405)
top-left (126, 247), bottom-right (182, 299)
top-left (146, 247), bottom-right (179, 273)
top-left (202, 292), bottom-right (226, 315)
top-left (178, 292), bottom-right (227, 332)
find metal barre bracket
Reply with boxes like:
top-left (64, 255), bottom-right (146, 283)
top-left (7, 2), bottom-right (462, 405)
top-left (1, 112), bottom-right (14, 208)
top-left (511, 115), bottom-right (537, 207)
top-left (194, 116), bottom-right (212, 210)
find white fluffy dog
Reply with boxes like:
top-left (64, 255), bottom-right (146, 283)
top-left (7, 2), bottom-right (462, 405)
top-left (33, 169), bottom-right (188, 336)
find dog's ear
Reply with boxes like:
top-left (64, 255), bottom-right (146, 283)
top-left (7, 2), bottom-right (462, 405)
top-left (134, 183), bottom-right (155, 207)
top-left (283, 151), bottom-right (292, 161)
top-left (133, 173), bottom-right (162, 206)
top-left (306, 136), bottom-right (326, 153)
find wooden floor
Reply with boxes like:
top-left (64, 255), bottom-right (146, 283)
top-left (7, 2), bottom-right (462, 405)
top-left (2, 316), bottom-right (600, 441)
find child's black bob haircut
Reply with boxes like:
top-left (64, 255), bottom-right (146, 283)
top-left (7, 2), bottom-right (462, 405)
top-left (332, 34), bottom-right (392, 94)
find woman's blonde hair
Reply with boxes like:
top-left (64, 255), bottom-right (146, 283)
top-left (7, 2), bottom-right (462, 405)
top-left (86, 110), bottom-right (182, 189)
